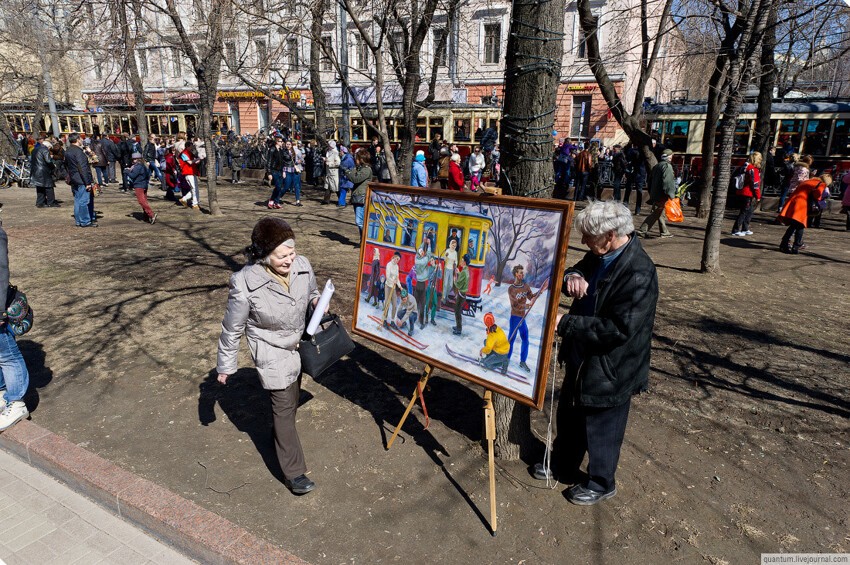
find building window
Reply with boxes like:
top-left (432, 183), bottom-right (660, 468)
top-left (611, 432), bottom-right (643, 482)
top-left (577, 32), bottom-right (586, 59)
top-left (354, 33), bottom-right (369, 70)
top-left (94, 59), bottom-right (103, 80)
top-left (286, 38), bottom-right (299, 70)
top-left (137, 49), bottom-right (148, 78)
top-left (225, 41), bottom-right (237, 69)
top-left (432, 28), bottom-right (447, 67)
top-left (321, 36), bottom-right (333, 71)
top-left (483, 23), bottom-right (500, 64)
top-left (171, 48), bottom-right (182, 77)
top-left (255, 39), bottom-right (268, 65)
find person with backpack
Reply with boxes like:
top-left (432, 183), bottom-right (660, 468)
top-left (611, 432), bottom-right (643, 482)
top-left (731, 152), bottom-right (763, 237)
top-left (126, 152), bottom-right (157, 224)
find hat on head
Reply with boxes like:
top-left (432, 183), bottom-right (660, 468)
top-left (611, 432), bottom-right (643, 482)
top-left (483, 312), bottom-right (495, 329)
top-left (328, 139), bottom-right (337, 150)
top-left (662, 148), bottom-right (673, 157)
top-left (340, 145), bottom-right (348, 154)
top-left (400, 288), bottom-right (408, 298)
top-left (131, 152), bottom-right (142, 159)
top-left (415, 150), bottom-right (425, 162)
top-left (249, 217), bottom-right (295, 261)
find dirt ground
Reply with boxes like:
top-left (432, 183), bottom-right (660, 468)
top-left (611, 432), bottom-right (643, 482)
top-left (3, 178), bottom-right (848, 564)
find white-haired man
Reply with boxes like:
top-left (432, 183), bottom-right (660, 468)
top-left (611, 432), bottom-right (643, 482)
top-left (534, 200), bottom-right (658, 505)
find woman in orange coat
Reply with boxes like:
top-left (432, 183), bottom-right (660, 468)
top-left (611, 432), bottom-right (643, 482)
top-left (778, 173), bottom-right (831, 254)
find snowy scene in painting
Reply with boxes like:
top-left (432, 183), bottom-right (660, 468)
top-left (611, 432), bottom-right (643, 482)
top-left (352, 188), bottom-right (568, 404)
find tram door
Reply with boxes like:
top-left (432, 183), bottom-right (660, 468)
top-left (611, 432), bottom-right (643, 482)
top-left (571, 96), bottom-right (592, 140)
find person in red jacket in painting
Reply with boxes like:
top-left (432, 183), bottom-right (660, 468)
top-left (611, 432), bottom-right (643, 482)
top-left (448, 153), bottom-right (465, 191)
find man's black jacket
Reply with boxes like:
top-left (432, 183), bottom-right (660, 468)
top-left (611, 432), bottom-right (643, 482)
top-left (557, 235), bottom-right (658, 407)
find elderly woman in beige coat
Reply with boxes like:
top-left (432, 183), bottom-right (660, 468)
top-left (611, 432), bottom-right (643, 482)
top-left (217, 218), bottom-right (320, 495)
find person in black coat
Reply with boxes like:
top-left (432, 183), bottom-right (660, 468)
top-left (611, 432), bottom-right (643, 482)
top-left (30, 136), bottom-right (58, 208)
top-left (533, 200), bottom-right (658, 506)
top-left (100, 135), bottom-right (119, 184)
top-left (623, 145), bottom-right (647, 214)
top-left (118, 133), bottom-right (135, 191)
top-left (64, 133), bottom-right (97, 227)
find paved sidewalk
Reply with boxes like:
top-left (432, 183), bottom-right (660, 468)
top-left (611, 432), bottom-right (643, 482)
top-left (0, 449), bottom-right (196, 565)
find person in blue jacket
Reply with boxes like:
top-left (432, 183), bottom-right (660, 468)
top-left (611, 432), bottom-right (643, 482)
top-left (338, 145), bottom-right (354, 207)
top-left (411, 150), bottom-right (428, 188)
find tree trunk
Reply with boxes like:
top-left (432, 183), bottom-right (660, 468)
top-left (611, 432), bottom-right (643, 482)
top-left (33, 80), bottom-right (45, 137)
top-left (200, 87), bottom-right (222, 216)
top-left (116, 0), bottom-right (147, 146)
top-left (309, 0), bottom-right (329, 146)
top-left (696, 62), bottom-right (726, 219)
top-left (494, 0), bottom-right (565, 460)
top-left (751, 3), bottom-right (777, 158)
top-left (701, 61), bottom-right (745, 273)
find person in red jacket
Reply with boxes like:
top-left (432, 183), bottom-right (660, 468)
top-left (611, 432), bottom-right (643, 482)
top-left (731, 152), bottom-right (763, 236)
top-left (778, 174), bottom-right (831, 254)
top-left (448, 153), bottom-right (464, 191)
top-left (178, 144), bottom-right (202, 210)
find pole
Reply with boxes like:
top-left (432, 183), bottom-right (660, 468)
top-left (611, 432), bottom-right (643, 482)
top-left (484, 389), bottom-right (497, 535)
top-left (339, 1), bottom-right (350, 146)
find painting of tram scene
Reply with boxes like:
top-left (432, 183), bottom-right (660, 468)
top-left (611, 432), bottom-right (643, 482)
top-left (351, 184), bottom-right (573, 408)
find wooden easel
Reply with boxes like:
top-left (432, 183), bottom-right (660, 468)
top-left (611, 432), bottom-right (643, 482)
top-left (386, 364), bottom-right (499, 535)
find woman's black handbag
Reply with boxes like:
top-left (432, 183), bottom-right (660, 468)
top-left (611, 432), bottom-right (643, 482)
top-left (299, 313), bottom-right (355, 378)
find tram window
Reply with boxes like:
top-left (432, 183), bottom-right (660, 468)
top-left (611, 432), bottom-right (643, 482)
top-left (351, 117), bottom-right (365, 141)
top-left (421, 223), bottom-right (437, 252)
top-left (130, 116), bottom-right (139, 135)
top-left (831, 119), bottom-right (850, 156)
top-left (479, 231), bottom-right (487, 262)
top-left (169, 115), bottom-right (180, 135)
top-left (384, 119), bottom-right (397, 142)
top-left (803, 120), bottom-right (829, 156)
top-left (186, 115), bottom-right (197, 136)
top-left (777, 119), bottom-right (803, 154)
top-left (367, 213), bottom-right (381, 240)
top-left (648, 121), bottom-right (662, 136)
top-left (446, 226), bottom-right (463, 253)
top-left (59, 116), bottom-right (71, 133)
top-left (467, 230), bottom-right (480, 261)
top-left (429, 118), bottom-right (444, 142)
top-left (148, 116), bottom-right (159, 135)
top-left (664, 121), bottom-right (689, 152)
top-left (119, 115), bottom-right (130, 134)
top-left (416, 117), bottom-right (427, 142)
top-left (401, 218), bottom-right (418, 247)
top-left (733, 120), bottom-right (750, 155)
top-left (455, 117), bottom-right (471, 141)
top-left (81, 116), bottom-right (93, 135)
top-left (383, 216), bottom-right (398, 243)
top-left (21, 116), bottom-right (31, 133)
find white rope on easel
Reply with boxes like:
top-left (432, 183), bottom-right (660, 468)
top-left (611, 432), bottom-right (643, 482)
top-left (542, 341), bottom-right (559, 489)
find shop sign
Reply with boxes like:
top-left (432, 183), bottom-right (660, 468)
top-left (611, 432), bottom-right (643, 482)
top-left (567, 84), bottom-right (597, 91)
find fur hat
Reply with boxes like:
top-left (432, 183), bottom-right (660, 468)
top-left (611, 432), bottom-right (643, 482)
top-left (246, 217), bottom-right (295, 262)
top-left (132, 152), bottom-right (143, 160)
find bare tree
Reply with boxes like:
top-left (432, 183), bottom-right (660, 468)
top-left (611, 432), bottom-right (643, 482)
top-left (700, 0), bottom-right (772, 273)
top-left (155, 0), bottom-right (230, 215)
top-left (114, 0), bottom-right (149, 147)
top-left (575, 0), bottom-right (676, 179)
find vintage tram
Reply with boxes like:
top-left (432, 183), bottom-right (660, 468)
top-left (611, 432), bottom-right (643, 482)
top-left (362, 196), bottom-right (493, 313)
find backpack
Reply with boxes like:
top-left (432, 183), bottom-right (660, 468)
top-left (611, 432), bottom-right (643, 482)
top-left (732, 166), bottom-right (746, 192)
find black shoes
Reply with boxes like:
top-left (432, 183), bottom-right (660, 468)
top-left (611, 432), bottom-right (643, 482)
top-left (519, 361), bottom-right (531, 372)
top-left (566, 484), bottom-right (616, 505)
top-left (451, 327), bottom-right (462, 335)
top-left (531, 463), bottom-right (589, 485)
top-left (284, 474), bottom-right (315, 495)
top-left (532, 463), bottom-right (555, 481)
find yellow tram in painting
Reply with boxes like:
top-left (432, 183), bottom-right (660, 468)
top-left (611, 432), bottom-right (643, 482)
top-left (363, 199), bottom-right (493, 310)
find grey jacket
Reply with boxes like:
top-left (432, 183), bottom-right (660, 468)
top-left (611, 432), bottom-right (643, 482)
top-left (217, 257), bottom-right (320, 390)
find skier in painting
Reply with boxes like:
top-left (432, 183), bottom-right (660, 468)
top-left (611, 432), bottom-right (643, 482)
top-left (413, 246), bottom-right (432, 328)
top-left (367, 248), bottom-right (382, 306)
top-left (479, 312), bottom-right (510, 374)
top-left (508, 265), bottom-right (548, 372)
top-left (452, 253), bottom-right (471, 336)
top-left (441, 239), bottom-right (459, 303)
top-left (392, 289), bottom-right (419, 337)
top-left (423, 249), bottom-right (442, 327)
top-left (381, 252), bottom-right (403, 329)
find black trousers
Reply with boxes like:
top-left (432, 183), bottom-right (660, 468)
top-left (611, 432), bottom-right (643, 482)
top-left (552, 394), bottom-right (632, 493)
top-left (781, 220), bottom-right (805, 251)
top-left (35, 186), bottom-right (56, 206)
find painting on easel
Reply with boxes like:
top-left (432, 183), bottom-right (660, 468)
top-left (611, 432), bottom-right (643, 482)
top-left (351, 183), bottom-right (574, 409)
